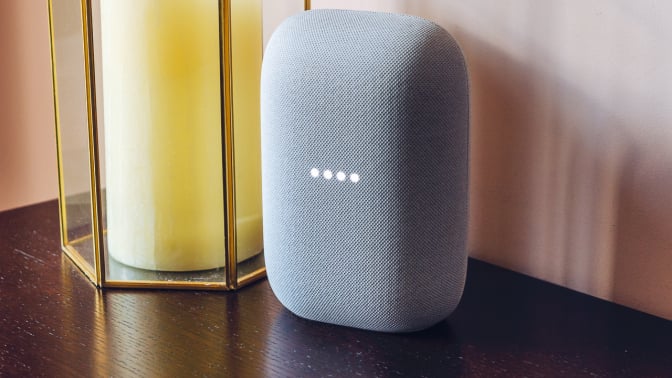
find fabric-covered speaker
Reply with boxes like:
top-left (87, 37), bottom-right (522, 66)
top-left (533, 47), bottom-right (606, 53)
top-left (261, 9), bottom-right (469, 332)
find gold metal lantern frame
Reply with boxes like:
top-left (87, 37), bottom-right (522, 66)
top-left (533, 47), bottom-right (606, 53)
top-left (48, 0), bottom-right (310, 290)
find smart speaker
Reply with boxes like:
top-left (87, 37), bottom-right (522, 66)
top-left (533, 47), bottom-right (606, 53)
top-left (261, 9), bottom-right (469, 332)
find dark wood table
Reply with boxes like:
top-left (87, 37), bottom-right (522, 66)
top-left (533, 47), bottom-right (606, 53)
top-left (1, 200), bottom-right (671, 377)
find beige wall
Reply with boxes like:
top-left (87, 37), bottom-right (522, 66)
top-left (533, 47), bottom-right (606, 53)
top-left (0, 1), bottom-right (57, 211)
top-left (2, 0), bottom-right (672, 320)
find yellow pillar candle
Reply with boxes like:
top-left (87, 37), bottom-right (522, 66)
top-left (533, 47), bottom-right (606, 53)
top-left (101, 0), bottom-right (263, 271)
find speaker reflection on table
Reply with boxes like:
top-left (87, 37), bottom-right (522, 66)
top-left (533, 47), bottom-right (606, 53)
top-left (261, 10), bottom-right (469, 332)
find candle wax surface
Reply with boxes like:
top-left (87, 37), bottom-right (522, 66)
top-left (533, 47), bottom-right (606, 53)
top-left (102, 0), bottom-right (263, 271)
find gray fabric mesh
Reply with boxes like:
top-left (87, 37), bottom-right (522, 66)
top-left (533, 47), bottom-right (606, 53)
top-left (261, 9), bottom-right (469, 332)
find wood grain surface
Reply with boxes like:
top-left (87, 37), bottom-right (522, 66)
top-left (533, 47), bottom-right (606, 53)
top-left (1, 201), bottom-right (671, 377)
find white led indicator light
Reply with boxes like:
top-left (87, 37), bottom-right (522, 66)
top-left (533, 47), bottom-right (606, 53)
top-left (310, 167), bottom-right (360, 183)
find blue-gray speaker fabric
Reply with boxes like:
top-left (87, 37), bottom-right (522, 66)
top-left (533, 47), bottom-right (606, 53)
top-left (261, 9), bottom-right (469, 332)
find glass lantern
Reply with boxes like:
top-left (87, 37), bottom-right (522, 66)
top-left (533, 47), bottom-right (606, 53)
top-left (48, 0), bottom-right (305, 290)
